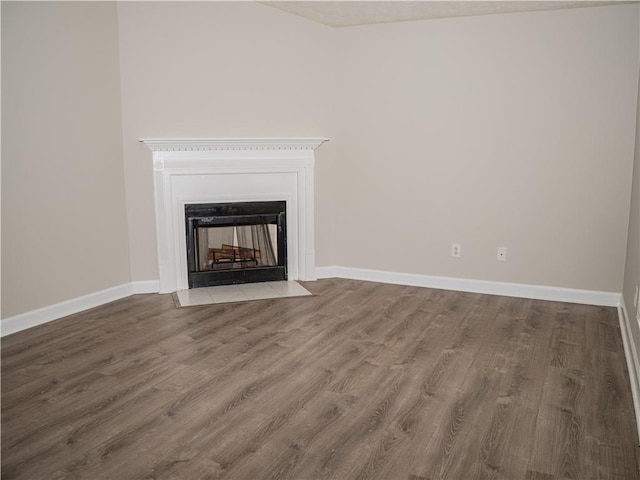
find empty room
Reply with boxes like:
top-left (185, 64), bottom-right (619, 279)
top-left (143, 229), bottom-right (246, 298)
top-left (2, 1), bottom-right (640, 479)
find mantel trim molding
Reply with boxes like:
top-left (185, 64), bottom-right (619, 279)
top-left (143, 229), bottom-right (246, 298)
top-left (140, 138), bottom-right (329, 152)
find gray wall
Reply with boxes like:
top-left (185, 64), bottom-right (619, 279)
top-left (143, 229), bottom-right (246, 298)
top-left (1, 2), bottom-right (131, 318)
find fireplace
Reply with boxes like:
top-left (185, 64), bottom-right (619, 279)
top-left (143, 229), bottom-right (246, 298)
top-left (185, 201), bottom-right (287, 288)
top-left (141, 138), bottom-right (328, 293)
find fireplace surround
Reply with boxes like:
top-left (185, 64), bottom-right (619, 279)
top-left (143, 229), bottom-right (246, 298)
top-left (141, 138), bottom-right (328, 293)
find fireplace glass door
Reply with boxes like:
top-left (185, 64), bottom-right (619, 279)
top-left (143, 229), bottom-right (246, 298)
top-left (186, 202), bottom-right (286, 288)
top-left (194, 224), bottom-right (278, 272)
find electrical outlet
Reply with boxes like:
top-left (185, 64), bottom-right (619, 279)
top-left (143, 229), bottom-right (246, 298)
top-left (497, 247), bottom-right (507, 261)
top-left (634, 285), bottom-right (639, 308)
top-left (451, 243), bottom-right (461, 258)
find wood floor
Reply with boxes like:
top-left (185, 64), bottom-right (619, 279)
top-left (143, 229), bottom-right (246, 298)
top-left (2, 279), bottom-right (639, 480)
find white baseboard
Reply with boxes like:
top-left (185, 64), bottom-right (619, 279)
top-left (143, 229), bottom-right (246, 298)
top-left (1, 267), bottom-right (621, 337)
top-left (315, 266), bottom-right (621, 307)
top-left (1, 280), bottom-right (160, 337)
top-left (132, 280), bottom-right (160, 294)
top-left (618, 300), bottom-right (640, 445)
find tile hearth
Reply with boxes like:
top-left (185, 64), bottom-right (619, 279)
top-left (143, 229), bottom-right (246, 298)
top-left (176, 281), bottom-right (311, 307)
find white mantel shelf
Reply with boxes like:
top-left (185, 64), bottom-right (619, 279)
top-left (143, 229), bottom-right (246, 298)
top-left (141, 137), bottom-right (328, 293)
top-left (140, 138), bottom-right (329, 152)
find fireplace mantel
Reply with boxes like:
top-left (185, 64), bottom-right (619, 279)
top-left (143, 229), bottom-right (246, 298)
top-left (141, 138), bottom-right (328, 293)
top-left (140, 138), bottom-right (328, 152)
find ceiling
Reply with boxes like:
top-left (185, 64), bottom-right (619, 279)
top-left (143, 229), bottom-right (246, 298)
top-left (263, 1), bottom-right (636, 28)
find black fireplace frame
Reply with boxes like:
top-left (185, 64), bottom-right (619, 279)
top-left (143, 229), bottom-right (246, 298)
top-left (185, 201), bottom-right (287, 288)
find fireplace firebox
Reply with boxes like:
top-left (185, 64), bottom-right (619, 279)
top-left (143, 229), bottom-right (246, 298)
top-left (185, 201), bottom-right (287, 288)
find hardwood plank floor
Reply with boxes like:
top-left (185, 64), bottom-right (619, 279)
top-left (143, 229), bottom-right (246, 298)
top-left (2, 279), bottom-right (638, 480)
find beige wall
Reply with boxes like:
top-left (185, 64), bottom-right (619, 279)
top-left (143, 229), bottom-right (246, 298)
top-left (3, 2), bottom-right (639, 321)
top-left (334, 5), bottom-right (639, 292)
top-left (116, 2), bottom-right (338, 282)
top-left (120, 3), bottom-right (638, 293)
top-left (1, 2), bottom-right (131, 318)
top-left (623, 45), bottom-right (640, 358)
